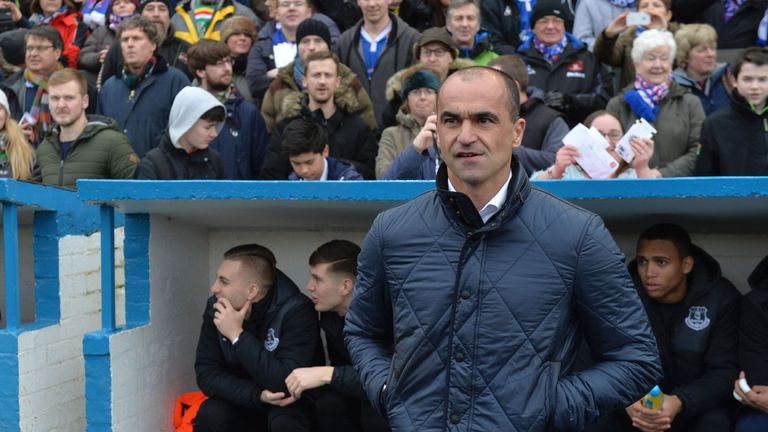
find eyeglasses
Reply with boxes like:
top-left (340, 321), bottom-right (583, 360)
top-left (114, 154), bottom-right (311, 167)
top-left (599, 129), bottom-right (623, 141)
top-left (26, 45), bottom-right (55, 53)
top-left (408, 88), bottom-right (436, 97)
top-left (212, 58), bottom-right (234, 67)
top-left (277, 0), bottom-right (305, 7)
top-left (421, 47), bottom-right (448, 58)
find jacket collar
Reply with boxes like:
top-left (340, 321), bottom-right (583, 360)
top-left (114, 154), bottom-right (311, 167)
top-left (435, 157), bottom-right (531, 229)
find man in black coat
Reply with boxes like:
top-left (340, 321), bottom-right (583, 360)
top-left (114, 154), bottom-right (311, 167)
top-left (694, 47), bottom-right (768, 177)
top-left (284, 240), bottom-right (389, 432)
top-left (588, 223), bottom-right (741, 432)
top-left (260, 50), bottom-right (377, 179)
top-left (193, 244), bottom-right (323, 432)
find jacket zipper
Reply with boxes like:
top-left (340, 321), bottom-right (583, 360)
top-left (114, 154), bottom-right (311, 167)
top-left (58, 159), bottom-right (64, 187)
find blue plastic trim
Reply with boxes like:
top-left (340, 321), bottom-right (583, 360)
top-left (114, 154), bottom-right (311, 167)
top-left (101, 206), bottom-right (116, 331)
top-left (124, 214), bottom-right (150, 326)
top-left (76, 178), bottom-right (768, 203)
top-left (3, 203), bottom-right (20, 328)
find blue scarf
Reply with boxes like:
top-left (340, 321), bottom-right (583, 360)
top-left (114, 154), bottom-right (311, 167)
top-left (608, 0), bottom-right (636, 7)
top-left (758, 8), bottom-right (768, 46)
top-left (33, 5), bottom-right (67, 24)
top-left (293, 57), bottom-right (305, 91)
top-left (724, 0), bottom-right (745, 23)
top-left (623, 75), bottom-right (670, 122)
top-left (533, 34), bottom-right (567, 62)
top-left (517, 0), bottom-right (536, 42)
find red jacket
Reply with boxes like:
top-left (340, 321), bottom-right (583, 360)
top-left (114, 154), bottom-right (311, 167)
top-left (49, 11), bottom-right (87, 69)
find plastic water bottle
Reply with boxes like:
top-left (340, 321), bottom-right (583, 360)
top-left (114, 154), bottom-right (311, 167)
top-left (642, 385), bottom-right (664, 410)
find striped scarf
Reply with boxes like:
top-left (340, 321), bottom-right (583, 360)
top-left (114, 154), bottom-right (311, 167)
top-left (193, 3), bottom-right (216, 37)
top-left (635, 75), bottom-right (669, 108)
top-left (533, 34), bottom-right (567, 62)
top-left (24, 67), bottom-right (61, 141)
top-left (723, 0), bottom-right (744, 23)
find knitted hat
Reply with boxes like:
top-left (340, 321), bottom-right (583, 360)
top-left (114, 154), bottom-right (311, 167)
top-left (221, 15), bottom-right (258, 43)
top-left (139, 0), bottom-right (170, 13)
top-left (296, 19), bottom-right (331, 50)
top-left (400, 69), bottom-right (441, 100)
top-left (530, 0), bottom-right (573, 27)
top-left (0, 29), bottom-right (28, 66)
top-left (414, 27), bottom-right (458, 59)
top-left (0, 90), bottom-right (9, 116)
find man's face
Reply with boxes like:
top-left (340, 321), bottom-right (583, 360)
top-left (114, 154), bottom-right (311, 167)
top-left (199, 57), bottom-right (233, 92)
top-left (307, 262), bottom-right (348, 313)
top-left (141, 2), bottom-right (171, 35)
top-left (636, 239), bottom-right (693, 304)
top-left (419, 42), bottom-right (452, 80)
top-left (181, 117), bottom-right (220, 150)
top-left (297, 35), bottom-right (329, 63)
top-left (211, 259), bottom-right (256, 311)
top-left (302, 58), bottom-right (341, 105)
top-left (357, 0), bottom-right (391, 25)
top-left (289, 145), bottom-right (328, 180)
top-left (532, 15), bottom-right (565, 45)
top-left (25, 35), bottom-right (62, 75)
top-left (733, 62), bottom-right (768, 108)
top-left (446, 3), bottom-right (480, 48)
top-left (437, 71), bottom-right (525, 191)
top-left (49, 80), bottom-right (88, 128)
top-left (276, 0), bottom-right (311, 31)
top-left (120, 28), bottom-right (157, 72)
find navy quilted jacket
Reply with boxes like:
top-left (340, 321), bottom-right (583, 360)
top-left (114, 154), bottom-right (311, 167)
top-left (345, 161), bottom-right (662, 431)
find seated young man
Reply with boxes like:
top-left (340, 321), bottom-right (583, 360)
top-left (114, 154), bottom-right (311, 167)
top-left (282, 118), bottom-right (363, 181)
top-left (193, 244), bottom-right (323, 432)
top-left (733, 254), bottom-right (768, 431)
top-left (587, 223), bottom-right (741, 432)
top-left (135, 87), bottom-right (226, 180)
top-left (694, 46), bottom-right (768, 176)
top-left (283, 240), bottom-right (389, 432)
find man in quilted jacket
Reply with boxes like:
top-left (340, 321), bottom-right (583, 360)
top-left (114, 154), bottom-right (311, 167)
top-left (345, 66), bottom-right (662, 431)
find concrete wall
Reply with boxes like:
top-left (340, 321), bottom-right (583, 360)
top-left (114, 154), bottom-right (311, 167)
top-left (16, 229), bottom-right (125, 432)
top-left (109, 217), bottom-right (208, 432)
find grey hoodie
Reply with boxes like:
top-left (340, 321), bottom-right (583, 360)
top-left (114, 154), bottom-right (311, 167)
top-left (168, 87), bottom-right (226, 148)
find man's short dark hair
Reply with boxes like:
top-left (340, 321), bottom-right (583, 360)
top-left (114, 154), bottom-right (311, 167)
top-left (186, 40), bottom-right (231, 75)
top-left (118, 16), bottom-right (161, 47)
top-left (638, 223), bottom-right (693, 260)
top-left (26, 25), bottom-right (64, 51)
top-left (224, 243), bottom-right (277, 290)
top-left (304, 50), bottom-right (339, 76)
top-left (281, 118), bottom-right (326, 156)
top-left (731, 47), bottom-right (768, 78)
top-left (488, 55), bottom-right (529, 92)
top-left (446, 66), bottom-right (520, 120)
top-left (200, 106), bottom-right (226, 122)
top-left (309, 240), bottom-right (361, 279)
top-left (447, 0), bottom-right (479, 18)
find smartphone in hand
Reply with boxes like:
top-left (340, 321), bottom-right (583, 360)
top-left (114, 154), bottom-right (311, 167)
top-left (626, 12), bottom-right (651, 26)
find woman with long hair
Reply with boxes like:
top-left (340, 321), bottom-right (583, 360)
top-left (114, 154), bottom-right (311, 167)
top-left (0, 91), bottom-right (35, 180)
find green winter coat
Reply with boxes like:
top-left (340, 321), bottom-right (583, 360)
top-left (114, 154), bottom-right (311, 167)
top-left (606, 81), bottom-right (704, 178)
top-left (36, 115), bottom-right (138, 188)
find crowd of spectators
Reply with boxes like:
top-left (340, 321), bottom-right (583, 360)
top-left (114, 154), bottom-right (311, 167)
top-left (0, 0), bottom-right (764, 184)
top-left (0, 0), bottom-right (765, 430)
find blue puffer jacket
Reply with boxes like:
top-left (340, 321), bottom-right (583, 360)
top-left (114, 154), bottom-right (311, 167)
top-left (346, 160), bottom-right (662, 431)
top-left (212, 92), bottom-right (268, 180)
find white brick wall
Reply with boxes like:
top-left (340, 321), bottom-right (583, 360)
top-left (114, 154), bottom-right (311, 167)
top-left (17, 228), bottom-right (125, 432)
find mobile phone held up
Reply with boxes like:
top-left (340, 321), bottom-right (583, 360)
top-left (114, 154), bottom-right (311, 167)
top-left (627, 11), bottom-right (651, 27)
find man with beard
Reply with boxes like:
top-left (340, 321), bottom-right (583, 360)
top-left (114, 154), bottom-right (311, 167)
top-left (187, 40), bottom-right (269, 179)
top-left (260, 50), bottom-right (377, 179)
top-left (36, 68), bottom-right (137, 188)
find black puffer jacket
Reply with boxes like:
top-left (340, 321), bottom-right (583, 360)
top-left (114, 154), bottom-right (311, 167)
top-left (629, 245), bottom-right (742, 420)
top-left (346, 159), bottom-right (661, 431)
top-left (741, 255), bottom-right (768, 386)
top-left (195, 270), bottom-right (323, 405)
top-left (672, 0), bottom-right (767, 49)
top-left (134, 133), bottom-right (226, 180)
top-left (694, 92), bottom-right (768, 177)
